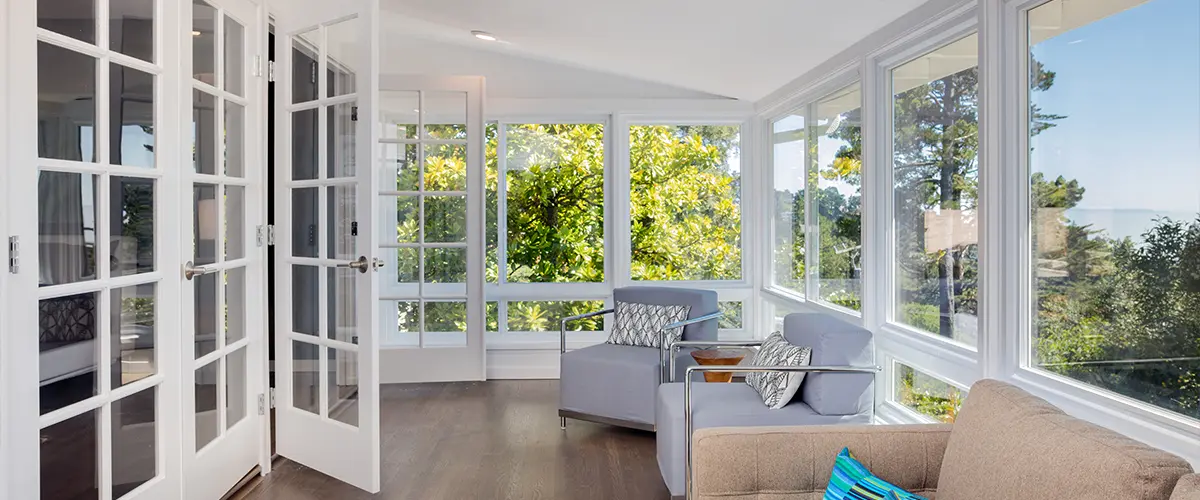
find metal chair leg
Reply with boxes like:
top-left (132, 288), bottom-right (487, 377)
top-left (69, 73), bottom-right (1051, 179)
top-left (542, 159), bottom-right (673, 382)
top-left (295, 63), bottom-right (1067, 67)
top-left (560, 416), bottom-right (567, 429)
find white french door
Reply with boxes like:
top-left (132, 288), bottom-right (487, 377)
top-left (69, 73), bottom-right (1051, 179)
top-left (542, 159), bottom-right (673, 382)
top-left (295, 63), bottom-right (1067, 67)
top-left (377, 76), bottom-right (486, 383)
top-left (273, 0), bottom-right (382, 493)
top-left (181, 1), bottom-right (266, 499)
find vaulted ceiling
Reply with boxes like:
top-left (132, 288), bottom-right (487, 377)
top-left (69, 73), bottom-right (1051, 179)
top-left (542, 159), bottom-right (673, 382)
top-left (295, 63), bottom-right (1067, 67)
top-left (379, 0), bottom-right (930, 101)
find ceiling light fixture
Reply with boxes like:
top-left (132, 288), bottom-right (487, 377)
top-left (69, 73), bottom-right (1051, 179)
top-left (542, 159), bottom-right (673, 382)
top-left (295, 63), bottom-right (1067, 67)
top-left (191, 30), bottom-right (202, 36)
top-left (471, 30), bottom-right (497, 42)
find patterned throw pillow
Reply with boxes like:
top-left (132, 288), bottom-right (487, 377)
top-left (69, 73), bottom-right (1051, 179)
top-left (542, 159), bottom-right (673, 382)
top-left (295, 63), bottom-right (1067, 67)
top-left (605, 301), bottom-right (691, 348)
top-left (745, 332), bottom-right (812, 409)
top-left (823, 448), bottom-right (928, 500)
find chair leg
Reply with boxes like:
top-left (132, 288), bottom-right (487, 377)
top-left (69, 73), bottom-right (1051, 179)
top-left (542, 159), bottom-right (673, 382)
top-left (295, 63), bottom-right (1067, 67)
top-left (560, 416), bottom-right (567, 429)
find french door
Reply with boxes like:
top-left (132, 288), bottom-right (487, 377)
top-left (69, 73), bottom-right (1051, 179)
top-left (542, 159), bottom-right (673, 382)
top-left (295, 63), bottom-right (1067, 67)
top-left (377, 76), bottom-right (486, 383)
top-left (273, 0), bottom-right (383, 493)
top-left (181, 0), bottom-right (267, 499)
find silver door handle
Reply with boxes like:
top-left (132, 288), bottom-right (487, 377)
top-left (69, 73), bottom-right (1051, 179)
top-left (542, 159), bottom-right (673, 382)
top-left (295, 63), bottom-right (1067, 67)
top-left (372, 257), bottom-right (384, 271)
top-left (184, 261), bottom-right (216, 280)
top-left (338, 256), bottom-right (370, 274)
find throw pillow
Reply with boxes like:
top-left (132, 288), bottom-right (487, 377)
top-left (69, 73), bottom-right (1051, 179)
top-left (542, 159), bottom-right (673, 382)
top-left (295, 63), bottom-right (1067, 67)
top-left (744, 332), bottom-right (812, 409)
top-left (823, 448), bottom-right (928, 500)
top-left (605, 301), bottom-right (691, 348)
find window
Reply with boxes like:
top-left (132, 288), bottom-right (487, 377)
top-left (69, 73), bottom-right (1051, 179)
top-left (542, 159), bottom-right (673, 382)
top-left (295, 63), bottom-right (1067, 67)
top-left (1027, 0), bottom-right (1200, 420)
top-left (630, 125), bottom-right (742, 281)
top-left (890, 33), bottom-right (980, 346)
top-left (771, 115), bottom-right (805, 294)
top-left (814, 83), bottom-right (864, 311)
top-left (893, 362), bottom-right (964, 423)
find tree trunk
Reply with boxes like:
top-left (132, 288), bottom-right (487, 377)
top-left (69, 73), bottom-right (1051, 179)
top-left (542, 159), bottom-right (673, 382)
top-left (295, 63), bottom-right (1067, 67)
top-left (937, 76), bottom-right (959, 340)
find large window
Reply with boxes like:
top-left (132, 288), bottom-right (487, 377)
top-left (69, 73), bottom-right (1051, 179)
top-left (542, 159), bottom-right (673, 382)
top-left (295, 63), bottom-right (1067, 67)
top-left (814, 83), bottom-right (864, 310)
top-left (630, 124), bottom-right (742, 281)
top-left (893, 362), bottom-right (965, 423)
top-left (890, 34), bottom-right (980, 346)
top-left (1028, 0), bottom-right (1200, 419)
top-left (772, 115), bottom-right (806, 295)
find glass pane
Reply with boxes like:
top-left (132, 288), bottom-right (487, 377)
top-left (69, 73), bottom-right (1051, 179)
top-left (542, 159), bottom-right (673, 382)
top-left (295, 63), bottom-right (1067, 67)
top-left (423, 144), bottom-right (466, 191)
top-left (191, 0), bottom-right (216, 84)
top-left (194, 272), bottom-right (218, 358)
top-left (389, 300), bottom-right (420, 346)
top-left (41, 409), bottom-right (98, 498)
top-left (328, 186), bottom-right (356, 259)
top-left (718, 301), bottom-right (743, 329)
top-left (328, 268), bottom-right (357, 344)
top-left (425, 301), bottom-right (466, 347)
top-left (40, 0), bottom-right (96, 43)
top-left (111, 64), bottom-right (155, 168)
top-left (38, 43), bottom-right (97, 162)
top-left (224, 101), bottom-right (245, 176)
top-left (630, 124), bottom-right (742, 281)
top-left (424, 248), bottom-right (466, 283)
top-left (292, 341), bottom-right (319, 414)
top-left (224, 15), bottom-right (244, 95)
top-left (392, 196), bottom-right (419, 243)
top-left (291, 31), bottom-right (319, 104)
top-left (192, 90), bottom-right (216, 174)
top-left (894, 363), bottom-right (964, 423)
top-left (425, 196), bottom-right (467, 243)
top-left (110, 0), bottom-right (154, 62)
top-left (772, 115), bottom-right (805, 294)
top-left (226, 347), bottom-right (247, 429)
top-left (328, 103), bottom-right (357, 178)
top-left (395, 248), bottom-right (418, 283)
top-left (39, 172), bottom-right (99, 285)
top-left (328, 348), bottom-right (359, 426)
top-left (891, 33), bottom-right (979, 346)
top-left (815, 82), bottom-right (863, 311)
top-left (326, 18), bottom-right (359, 98)
top-left (111, 284), bottom-right (156, 389)
top-left (291, 108), bottom-right (318, 180)
top-left (39, 292), bottom-right (99, 415)
top-left (505, 124), bottom-right (605, 283)
top-left (423, 91), bottom-right (466, 139)
top-left (1028, 0), bottom-right (1200, 420)
top-left (507, 301), bottom-right (605, 332)
top-left (292, 265), bottom-right (319, 336)
top-left (112, 386), bottom-right (156, 498)
top-left (381, 143), bottom-right (419, 191)
top-left (193, 184), bottom-right (217, 265)
top-left (291, 187), bottom-right (318, 258)
top-left (225, 267), bottom-right (246, 344)
top-left (225, 185), bottom-right (245, 260)
top-left (195, 359), bottom-right (219, 450)
top-left (381, 91), bottom-right (419, 139)
top-left (486, 123), bottom-right (499, 284)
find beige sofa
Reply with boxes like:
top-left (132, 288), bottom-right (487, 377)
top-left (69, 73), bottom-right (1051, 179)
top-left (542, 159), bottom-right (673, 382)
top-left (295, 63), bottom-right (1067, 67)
top-left (692, 379), bottom-right (1199, 500)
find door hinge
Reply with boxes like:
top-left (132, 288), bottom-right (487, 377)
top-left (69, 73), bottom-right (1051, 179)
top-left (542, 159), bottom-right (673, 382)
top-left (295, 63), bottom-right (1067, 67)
top-left (310, 61), bottom-right (318, 84)
top-left (252, 54), bottom-right (263, 77)
top-left (266, 225), bottom-right (276, 246)
top-left (257, 393), bottom-right (266, 415)
top-left (256, 225), bottom-right (266, 247)
top-left (7, 236), bottom-right (18, 274)
top-left (267, 60), bottom-right (276, 82)
top-left (350, 106), bottom-right (358, 122)
top-left (269, 387), bottom-right (276, 409)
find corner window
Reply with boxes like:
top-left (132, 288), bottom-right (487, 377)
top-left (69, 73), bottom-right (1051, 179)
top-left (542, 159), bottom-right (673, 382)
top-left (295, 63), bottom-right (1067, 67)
top-left (890, 33), bottom-right (980, 347)
top-left (771, 115), bottom-right (806, 295)
top-left (893, 362), bottom-right (965, 423)
top-left (1028, 0), bottom-right (1200, 419)
top-left (630, 125), bottom-right (742, 281)
top-left (813, 83), bottom-right (864, 311)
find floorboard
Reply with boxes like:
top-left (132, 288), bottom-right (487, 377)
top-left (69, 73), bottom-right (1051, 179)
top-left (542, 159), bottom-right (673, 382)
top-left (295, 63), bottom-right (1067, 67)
top-left (243, 380), bottom-right (671, 500)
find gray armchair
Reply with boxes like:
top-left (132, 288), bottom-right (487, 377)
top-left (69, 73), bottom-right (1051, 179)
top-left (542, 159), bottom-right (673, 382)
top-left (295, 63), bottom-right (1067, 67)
top-left (655, 312), bottom-right (878, 498)
top-left (558, 286), bottom-right (721, 431)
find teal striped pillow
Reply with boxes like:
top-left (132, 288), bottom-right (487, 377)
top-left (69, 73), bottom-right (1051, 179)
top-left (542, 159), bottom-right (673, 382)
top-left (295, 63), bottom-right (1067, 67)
top-left (822, 448), bottom-right (928, 500)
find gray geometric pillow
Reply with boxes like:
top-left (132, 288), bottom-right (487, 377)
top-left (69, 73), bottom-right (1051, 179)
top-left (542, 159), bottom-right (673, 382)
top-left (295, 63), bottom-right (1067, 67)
top-left (745, 332), bottom-right (812, 409)
top-left (606, 301), bottom-right (691, 348)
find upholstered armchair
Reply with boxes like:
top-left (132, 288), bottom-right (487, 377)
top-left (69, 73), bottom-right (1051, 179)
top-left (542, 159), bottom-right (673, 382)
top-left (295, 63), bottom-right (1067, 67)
top-left (656, 313), bottom-right (878, 498)
top-left (558, 286), bottom-right (722, 431)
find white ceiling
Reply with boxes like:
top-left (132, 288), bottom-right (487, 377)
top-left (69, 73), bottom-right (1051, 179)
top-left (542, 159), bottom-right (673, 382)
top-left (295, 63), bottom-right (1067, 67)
top-left (380, 0), bottom-right (930, 101)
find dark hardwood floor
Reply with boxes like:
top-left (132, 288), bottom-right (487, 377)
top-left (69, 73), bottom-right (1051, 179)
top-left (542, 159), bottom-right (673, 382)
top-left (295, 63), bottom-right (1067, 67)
top-left (243, 380), bottom-right (671, 500)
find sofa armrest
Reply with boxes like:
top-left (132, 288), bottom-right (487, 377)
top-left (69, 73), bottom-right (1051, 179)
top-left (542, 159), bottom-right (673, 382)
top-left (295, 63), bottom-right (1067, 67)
top-left (692, 424), bottom-right (953, 500)
top-left (1173, 474), bottom-right (1200, 500)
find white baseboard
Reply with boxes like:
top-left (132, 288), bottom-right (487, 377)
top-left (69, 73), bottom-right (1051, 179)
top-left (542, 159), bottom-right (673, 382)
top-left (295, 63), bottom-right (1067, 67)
top-left (486, 349), bottom-right (560, 379)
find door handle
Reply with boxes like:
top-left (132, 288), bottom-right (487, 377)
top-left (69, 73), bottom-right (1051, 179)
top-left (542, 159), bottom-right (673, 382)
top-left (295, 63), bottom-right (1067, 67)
top-left (372, 257), bottom-right (384, 271)
top-left (184, 261), bottom-right (216, 280)
top-left (338, 256), bottom-right (370, 274)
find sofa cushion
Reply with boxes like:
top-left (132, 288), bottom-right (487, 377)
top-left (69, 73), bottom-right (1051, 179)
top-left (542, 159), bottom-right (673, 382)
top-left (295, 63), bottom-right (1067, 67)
top-left (1172, 474), bottom-right (1200, 500)
top-left (560, 343), bottom-right (698, 426)
top-left (825, 447), bottom-right (929, 500)
top-left (937, 379), bottom-right (1194, 500)
top-left (613, 286), bottom-right (719, 342)
top-left (783, 313), bottom-right (875, 416)
top-left (745, 332), bottom-right (812, 409)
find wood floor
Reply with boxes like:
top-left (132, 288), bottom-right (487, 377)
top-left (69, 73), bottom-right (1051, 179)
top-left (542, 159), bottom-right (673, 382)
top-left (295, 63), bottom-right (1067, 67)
top-left (242, 380), bottom-right (671, 500)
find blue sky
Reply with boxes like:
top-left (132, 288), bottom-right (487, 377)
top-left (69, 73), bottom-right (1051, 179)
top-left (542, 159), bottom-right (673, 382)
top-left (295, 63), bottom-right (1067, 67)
top-left (1031, 0), bottom-right (1200, 219)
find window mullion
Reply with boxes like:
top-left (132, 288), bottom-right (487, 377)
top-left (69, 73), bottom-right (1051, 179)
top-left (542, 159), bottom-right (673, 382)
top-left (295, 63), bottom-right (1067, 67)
top-left (804, 103), bottom-right (820, 299)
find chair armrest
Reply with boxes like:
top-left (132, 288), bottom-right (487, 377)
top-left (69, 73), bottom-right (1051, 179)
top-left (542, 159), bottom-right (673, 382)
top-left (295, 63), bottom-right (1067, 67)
top-left (684, 365), bottom-right (881, 499)
top-left (559, 308), bottom-right (614, 354)
top-left (657, 311), bottom-right (724, 382)
top-left (691, 424), bottom-right (953, 500)
top-left (666, 340), bottom-right (763, 383)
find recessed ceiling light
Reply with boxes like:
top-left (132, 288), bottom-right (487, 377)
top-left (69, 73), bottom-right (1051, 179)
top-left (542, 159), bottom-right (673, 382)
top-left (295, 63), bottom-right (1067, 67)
top-left (471, 30), bottom-right (497, 42)
top-left (191, 30), bottom-right (202, 36)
